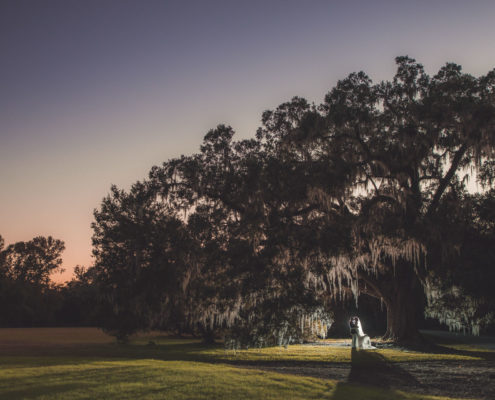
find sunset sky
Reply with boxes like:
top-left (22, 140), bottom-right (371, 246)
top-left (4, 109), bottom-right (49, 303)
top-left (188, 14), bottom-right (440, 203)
top-left (2, 0), bottom-right (495, 282)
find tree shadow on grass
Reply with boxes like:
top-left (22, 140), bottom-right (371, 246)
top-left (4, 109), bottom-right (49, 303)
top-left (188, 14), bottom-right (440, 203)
top-left (331, 349), bottom-right (421, 400)
top-left (0, 365), bottom-right (187, 400)
top-left (349, 348), bottom-right (420, 387)
top-left (1, 383), bottom-right (84, 400)
top-left (403, 335), bottom-right (495, 362)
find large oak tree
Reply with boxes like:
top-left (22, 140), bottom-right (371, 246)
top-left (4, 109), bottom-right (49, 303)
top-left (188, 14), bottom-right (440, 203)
top-left (92, 57), bottom-right (495, 344)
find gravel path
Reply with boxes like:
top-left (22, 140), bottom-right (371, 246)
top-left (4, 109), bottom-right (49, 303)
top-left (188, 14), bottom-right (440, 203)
top-left (236, 332), bottom-right (495, 399)
top-left (241, 359), bottom-right (494, 399)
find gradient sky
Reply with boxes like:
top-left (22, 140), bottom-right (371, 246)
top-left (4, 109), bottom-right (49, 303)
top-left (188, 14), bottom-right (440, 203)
top-left (1, 0), bottom-right (495, 282)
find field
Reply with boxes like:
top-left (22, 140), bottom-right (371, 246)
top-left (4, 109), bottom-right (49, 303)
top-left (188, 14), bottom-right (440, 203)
top-left (0, 328), bottom-right (493, 399)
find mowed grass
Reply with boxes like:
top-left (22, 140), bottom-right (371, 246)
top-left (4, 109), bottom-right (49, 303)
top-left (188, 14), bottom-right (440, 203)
top-left (0, 328), bottom-right (488, 400)
top-left (201, 343), bottom-right (482, 363)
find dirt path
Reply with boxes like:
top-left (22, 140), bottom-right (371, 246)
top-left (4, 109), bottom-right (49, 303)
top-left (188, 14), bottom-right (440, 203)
top-left (234, 332), bottom-right (495, 400)
top-left (421, 330), bottom-right (495, 350)
top-left (240, 358), bottom-right (494, 399)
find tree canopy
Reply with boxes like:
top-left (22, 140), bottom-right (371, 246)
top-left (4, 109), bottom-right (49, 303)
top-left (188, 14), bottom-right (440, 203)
top-left (90, 57), bottom-right (495, 344)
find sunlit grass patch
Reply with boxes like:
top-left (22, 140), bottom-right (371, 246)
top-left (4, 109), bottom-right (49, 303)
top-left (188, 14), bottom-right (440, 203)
top-left (373, 348), bottom-right (482, 362)
top-left (199, 344), bottom-right (351, 363)
top-left (442, 343), bottom-right (495, 353)
top-left (1, 328), bottom-right (486, 364)
top-left (1, 358), bottom-right (334, 399)
top-left (0, 358), bottom-right (457, 400)
top-left (126, 332), bottom-right (485, 363)
top-left (197, 343), bottom-right (481, 363)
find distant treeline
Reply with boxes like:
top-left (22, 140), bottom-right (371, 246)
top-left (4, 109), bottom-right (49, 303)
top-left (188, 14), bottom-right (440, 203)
top-left (0, 236), bottom-right (99, 327)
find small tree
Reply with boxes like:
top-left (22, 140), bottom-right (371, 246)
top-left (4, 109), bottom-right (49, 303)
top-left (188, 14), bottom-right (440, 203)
top-left (1, 236), bottom-right (64, 286)
top-left (0, 235), bottom-right (65, 326)
top-left (91, 182), bottom-right (196, 341)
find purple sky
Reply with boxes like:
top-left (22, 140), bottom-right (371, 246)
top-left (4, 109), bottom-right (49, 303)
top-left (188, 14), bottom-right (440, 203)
top-left (2, 0), bottom-right (495, 282)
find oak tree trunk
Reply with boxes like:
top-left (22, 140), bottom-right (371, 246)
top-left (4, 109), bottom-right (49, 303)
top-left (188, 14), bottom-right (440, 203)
top-left (383, 288), bottom-right (422, 343)
top-left (362, 263), bottom-right (424, 344)
top-left (382, 267), bottom-right (424, 344)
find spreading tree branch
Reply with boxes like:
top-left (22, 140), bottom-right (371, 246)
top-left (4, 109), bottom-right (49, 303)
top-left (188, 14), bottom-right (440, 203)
top-left (426, 142), bottom-right (468, 217)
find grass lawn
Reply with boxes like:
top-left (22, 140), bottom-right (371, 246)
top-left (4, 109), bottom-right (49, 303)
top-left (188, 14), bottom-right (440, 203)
top-left (0, 328), bottom-right (492, 399)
